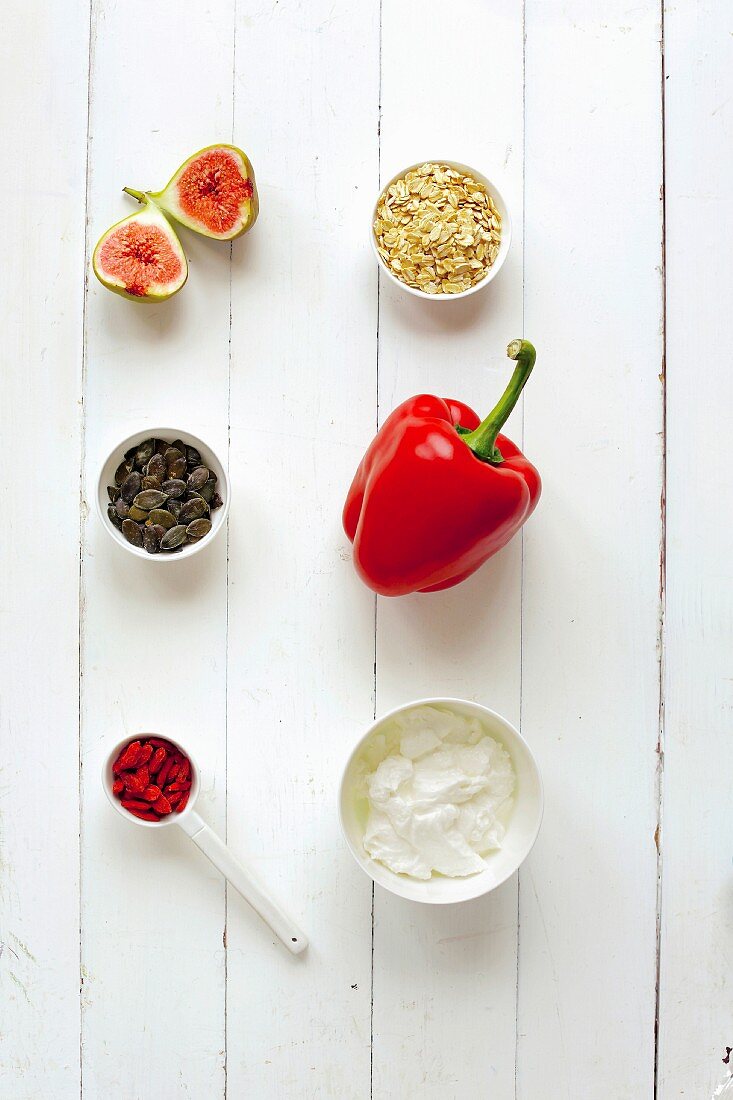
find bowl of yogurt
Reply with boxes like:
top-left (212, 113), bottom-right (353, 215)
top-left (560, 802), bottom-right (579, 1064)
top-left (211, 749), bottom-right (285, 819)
top-left (339, 698), bottom-right (543, 903)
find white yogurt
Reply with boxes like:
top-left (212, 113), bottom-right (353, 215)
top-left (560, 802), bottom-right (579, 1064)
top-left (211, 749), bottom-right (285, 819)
top-left (360, 705), bottom-right (515, 880)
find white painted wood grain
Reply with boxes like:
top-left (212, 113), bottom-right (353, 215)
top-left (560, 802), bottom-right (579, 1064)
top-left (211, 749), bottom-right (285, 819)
top-left (79, 0), bottom-right (234, 1095)
top-left (374, 2), bottom-right (525, 1095)
top-left (519, 5), bottom-right (663, 1098)
top-left (0, 2), bottom-right (88, 1097)
top-left (658, 3), bottom-right (733, 1096)
top-left (225, 2), bottom-right (378, 1095)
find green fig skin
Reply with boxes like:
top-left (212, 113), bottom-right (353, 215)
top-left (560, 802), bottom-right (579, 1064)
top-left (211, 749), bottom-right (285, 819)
top-left (92, 200), bottom-right (188, 304)
top-left (125, 144), bottom-right (259, 242)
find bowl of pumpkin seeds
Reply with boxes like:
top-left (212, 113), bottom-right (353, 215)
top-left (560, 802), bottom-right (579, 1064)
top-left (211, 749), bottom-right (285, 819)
top-left (96, 428), bottom-right (230, 560)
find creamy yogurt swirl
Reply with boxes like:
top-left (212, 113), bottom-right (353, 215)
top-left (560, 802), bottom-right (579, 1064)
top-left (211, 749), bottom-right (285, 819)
top-left (361, 705), bottom-right (515, 880)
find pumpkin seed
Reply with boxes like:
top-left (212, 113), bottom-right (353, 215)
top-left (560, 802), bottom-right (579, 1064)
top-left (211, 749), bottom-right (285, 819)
top-left (107, 504), bottom-right (123, 530)
top-left (115, 497), bottom-right (130, 519)
top-left (161, 478), bottom-right (186, 499)
top-left (114, 460), bottom-right (131, 486)
top-left (122, 518), bottom-right (143, 547)
top-left (143, 525), bottom-right (162, 554)
top-left (200, 479), bottom-right (216, 503)
top-left (146, 508), bottom-right (176, 530)
top-left (179, 496), bottom-right (208, 524)
top-left (127, 505), bottom-right (148, 522)
top-left (187, 466), bottom-right (210, 491)
top-left (211, 493), bottom-right (224, 510)
top-left (107, 485), bottom-right (120, 503)
top-left (186, 446), bottom-right (202, 469)
top-left (186, 518), bottom-right (212, 539)
top-left (133, 439), bottom-right (155, 466)
top-left (146, 453), bottom-right (166, 481)
top-left (141, 475), bottom-right (161, 491)
top-left (120, 471), bottom-right (142, 504)
top-left (133, 489), bottom-right (167, 511)
top-left (161, 525), bottom-right (187, 550)
top-left (166, 498), bottom-right (183, 519)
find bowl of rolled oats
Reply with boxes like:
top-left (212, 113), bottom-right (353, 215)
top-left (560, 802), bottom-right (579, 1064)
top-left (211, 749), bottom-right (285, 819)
top-left (371, 160), bottom-right (511, 299)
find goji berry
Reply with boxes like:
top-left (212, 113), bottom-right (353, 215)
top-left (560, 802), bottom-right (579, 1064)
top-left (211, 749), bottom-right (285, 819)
top-left (148, 747), bottom-right (166, 776)
top-left (112, 779), bottom-right (125, 796)
top-left (165, 780), bottom-right (192, 794)
top-left (153, 794), bottom-right (172, 815)
top-left (137, 743), bottom-right (153, 766)
top-left (124, 772), bottom-right (146, 796)
top-left (167, 791), bottom-right (183, 808)
top-left (147, 737), bottom-right (177, 751)
top-left (177, 758), bottom-right (191, 782)
top-left (175, 790), bottom-right (190, 813)
top-left (157, 757), bottom-right (175, 789)
top-left (116, 740), bottom-right (142, 771)
top-left (141, 785), bottom-right (162, 802)
top-left (121, 798), bottom-right (155, 812)
top-left (124, 805), bottom-right (161, 822)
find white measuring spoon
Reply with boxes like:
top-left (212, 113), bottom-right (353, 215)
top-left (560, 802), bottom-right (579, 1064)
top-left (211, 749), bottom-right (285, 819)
top-left (102, 735), bottom-right (307, 955)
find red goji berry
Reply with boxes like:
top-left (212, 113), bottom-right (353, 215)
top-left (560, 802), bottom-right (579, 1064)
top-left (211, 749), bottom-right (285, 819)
top-left (153, 794), bottom-right (172, 815)
top-left (124, 805), bottom-right (161, 822)
top-left (124, 773), bottom-right (146, 796)
top-left (121, 798), bottom-right (155, 812)
top-left (175, 790), bottom-right (190, 813)
top-left (177, 758), bottom-right (191, 782)
top-left (167, 791), bottom-right (183, 807)
top-left (112, 779), bottom-right (125, 796)
top-left (137, 743), bottom-right (153, 766)
top-left (165, 780), bottom-right (192, 794)
top-left (116, 740), bottom-right (143, 770)
top-left (141, 785), bottom-right (162, 803)
top-left (156, 757), bottom-right (175, 789)
top-left (148, 747), bottom-right (166, 776)
top-left (147, 737), bottom-right (177, 751)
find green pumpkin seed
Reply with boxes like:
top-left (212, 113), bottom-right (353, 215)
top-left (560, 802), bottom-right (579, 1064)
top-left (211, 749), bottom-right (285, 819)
top-left (120, 471), bottom-right (142, 504)
top-left (114, 497), bottom-right (130, 519)
top-left (127, 505), bottom-right (148, 522)
top-left (141, 475), bottom-right (161, 491)
top-left (146, 508), bottom-right (176, 530)
top-left (133, 489), bottom-right (168, 511)
top-left (161, 478), bottom-right (186, 499)
top-left (107, 485), bottom-right (119, 503)
top-left (211, 492), bottom-right (224, 510)
top-left (107, 504), bottom-right (123, 530)
top-left (179, 496), bottom-right (208, 524)
top-left (161, 525), bottom-right (187, 550)
top-left (168, 457), bottom-right (187, 479)
top-left (143, 525), bottom-right (161, 554)
top-left (186, 518), bottom-right (212, 539)
top-left (114, 460), bottom-right (131, 486)
top-left (121, 518), bottom-right (143, 547)
top-left (133, 439), bottom-right (155, 467)
top-left (187, 466), bottom-right (210, 492)
top-left (200, 479), bottom-right (216, 503)
top-left (146, 453), bottom-right (166, 481)
top-left (167, 499), bottom-right (183, 519)
top-left (186, 446), bottom-right (202, 469)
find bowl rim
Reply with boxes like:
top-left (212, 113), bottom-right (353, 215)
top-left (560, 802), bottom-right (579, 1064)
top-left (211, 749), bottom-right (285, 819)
top-left (101, 732), bottom-right (200, 828)
top-left (370, 158), bottom-right (512, 301)
top-left (338, 696), bottom-right (543, 904)
top-left (95, 426), bottom-right (230, 562)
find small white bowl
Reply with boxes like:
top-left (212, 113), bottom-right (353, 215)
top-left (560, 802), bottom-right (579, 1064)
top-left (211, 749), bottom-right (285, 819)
top-left (102, 734), bottom-right (200, 829)
top-left (339, 697), bottom-right (542, 904)
top-left (370, 159), bottom-right (512, 301)
top-left (96, 427), bottom-right (230, 562)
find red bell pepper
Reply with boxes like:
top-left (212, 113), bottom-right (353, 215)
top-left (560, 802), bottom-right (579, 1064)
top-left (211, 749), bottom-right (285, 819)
top-left (343, 339), bottom-right (540, 595)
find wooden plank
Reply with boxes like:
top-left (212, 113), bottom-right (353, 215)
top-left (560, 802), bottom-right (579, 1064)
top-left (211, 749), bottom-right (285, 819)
top-left (373, 1), bottom-right (525, 1094)
top-left (224, 1), bottom-right (379, 1095)
top-left (79, 0), bottom-right (234, 1094)
top-left (0, 2), bottom-right (88, 1097)
top-left (519, 4), bottom-right (663, 1097)
top-left (658, 3), bottom-right (733, 1096)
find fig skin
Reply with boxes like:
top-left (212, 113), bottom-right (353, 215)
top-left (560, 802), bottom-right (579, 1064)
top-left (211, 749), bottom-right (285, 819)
top-left (125, 144), bottom-right (259, 242)
top-left (92, 203), bottom-right (188, 304)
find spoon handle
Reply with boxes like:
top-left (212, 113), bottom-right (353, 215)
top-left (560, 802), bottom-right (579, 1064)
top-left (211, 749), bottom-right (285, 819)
top-left (180, 812), bottom-right (307, 955)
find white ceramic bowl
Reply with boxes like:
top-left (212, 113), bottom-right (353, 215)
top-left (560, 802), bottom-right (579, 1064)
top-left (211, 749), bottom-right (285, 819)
top-left (96, 427), bottom-right (230, 561)
top-left (102, 734), bottom-right (200, 829)
top-left (339, 697), bottom-right (543, 903)
top-left (370, 159), bottom-right (512, 301)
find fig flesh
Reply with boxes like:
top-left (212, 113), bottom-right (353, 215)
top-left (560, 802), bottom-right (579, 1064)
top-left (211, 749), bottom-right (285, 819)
top-left (137, 144), bottom-right (259, 241)
top-left (92, 202), bottom-right (187, 303)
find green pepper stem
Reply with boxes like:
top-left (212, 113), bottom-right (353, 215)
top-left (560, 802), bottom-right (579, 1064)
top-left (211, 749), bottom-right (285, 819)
top-left (461, 339), bottom-right (536, 464)
top-left (122, 187), bottom-right (147, 203)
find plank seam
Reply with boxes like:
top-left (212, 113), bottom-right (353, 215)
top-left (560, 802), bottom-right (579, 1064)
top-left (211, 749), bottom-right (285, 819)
top-left (78, 2), bottom-right (95, 1095)
top-left (653, 2), bottom-right (668, 1096)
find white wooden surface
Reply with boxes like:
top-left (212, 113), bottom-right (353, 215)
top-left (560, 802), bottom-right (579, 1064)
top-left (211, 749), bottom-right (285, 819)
top-left (0, 1), bottom-right (730, 1097)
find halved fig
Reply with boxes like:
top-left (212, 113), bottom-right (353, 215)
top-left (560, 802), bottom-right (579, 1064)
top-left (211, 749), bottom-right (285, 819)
top-left (126, 144), bottom-right (258, 241)
top-left (92, 203), bottom-right (187, 303)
